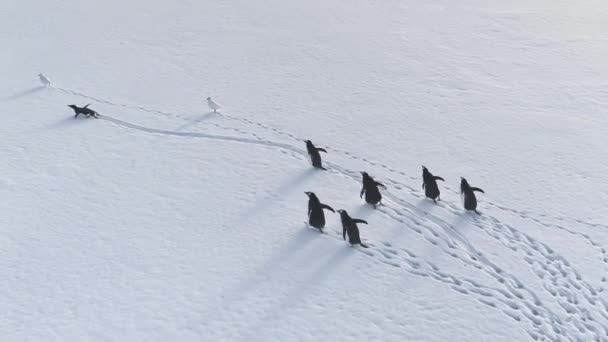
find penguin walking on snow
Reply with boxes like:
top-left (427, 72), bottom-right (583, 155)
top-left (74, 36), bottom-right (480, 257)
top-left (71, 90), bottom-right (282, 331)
top-left (305, 140), bottom-right (328, 170)
top-left (305, 192), bottom-right (335, 232)
top-left (422, 166), bottom-right (445, 204)
top-left (360, 172), bottom-right (387, 208)
top-left (460, 177), bottom-right (485, 214)
top-left (338, 210), bottom-right (369, 248)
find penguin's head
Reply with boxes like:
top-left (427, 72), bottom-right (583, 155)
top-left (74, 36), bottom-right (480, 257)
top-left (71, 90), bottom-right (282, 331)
top-left (422, 166), bottom-right (431, 177)
top-left (361, 172), bottom-right (372, 183)
top-left (207, 97), bottom-right (211, 100)
top-left (460, 177), bottom-right (469, 193)
top-left (68, 104), bottom-right (77, 109)
top-left (38, 73), bottom-right (43, 77)
top-left (337, 209), bottom-right (347, 216)
top-left (304, 191), bottom-right (312, 197)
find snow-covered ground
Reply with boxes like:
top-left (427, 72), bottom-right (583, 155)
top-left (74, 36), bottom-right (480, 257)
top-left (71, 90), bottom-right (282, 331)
top-left (2, 0), bottom-right (608, 341)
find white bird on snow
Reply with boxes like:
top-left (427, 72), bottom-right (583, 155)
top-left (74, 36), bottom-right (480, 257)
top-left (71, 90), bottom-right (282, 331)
top-left (207, 97), bottom-right (221, 113)
top-left (38, 73), bottom-right (51, 87)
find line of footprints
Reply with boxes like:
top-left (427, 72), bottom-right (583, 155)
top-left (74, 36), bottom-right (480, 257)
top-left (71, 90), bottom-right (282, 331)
top-left (305, 139), bottom-right (485, 248)
top-left (60, 93), bottom-right (485, 249)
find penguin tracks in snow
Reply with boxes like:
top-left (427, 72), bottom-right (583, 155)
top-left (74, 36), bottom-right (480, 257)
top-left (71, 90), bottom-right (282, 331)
top-left (52, 86), bottom-right (608, 342)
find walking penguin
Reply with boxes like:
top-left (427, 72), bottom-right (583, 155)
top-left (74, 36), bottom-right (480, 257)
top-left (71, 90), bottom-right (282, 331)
top-left (337, 209), bottom-right (369, 248)
top-left (422, 166), bottom-right (445, 204)
top-left (460, 177), bottom-right (485, 214)
top-left (304, 192), bottom-right (335, 232)
top-left (360, 172), bottom-right (387, 208)
top-left (305, 140), bottom-right (328, 170)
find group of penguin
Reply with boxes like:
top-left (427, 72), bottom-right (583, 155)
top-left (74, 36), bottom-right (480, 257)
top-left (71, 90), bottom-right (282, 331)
top-left (304, 140), bottom-right (485, 248)
top-left (55, 75), bottom-right (484, 249)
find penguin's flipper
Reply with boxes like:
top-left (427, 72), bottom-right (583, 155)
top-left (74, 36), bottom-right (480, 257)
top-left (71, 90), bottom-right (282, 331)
top-left (316, 148), bottom-right (327, 153)
top-left (342, 227), bottom-right (347, 240)
top-left (434, 176), bottom-right (445, 182)
top-left (84, 103), bottom-right (91, 108)
top-left (471, 187), bottom-right (485, 193)
top-left (321, 204), bottom-right (335, 212)
top-left (353, 219), bottom-right (368, 225)
top-left (422, 182), bottom-right (426, 189)
top-left (360, 187), bottom-right (365, 199)
top-left (359, 242), bottom-right (369, 248)
top-left (376, 181), bottom-right (387, 189)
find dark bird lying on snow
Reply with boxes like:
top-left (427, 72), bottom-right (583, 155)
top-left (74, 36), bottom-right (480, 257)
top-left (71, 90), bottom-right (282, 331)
top-left (305, 191), bottom-right (335, 231)
top-left (68, 104), bottom-right (100, 119)
top-left (422, 166), bottom-right (445, 204)
top-left (460, 177), bottom-right (485, 214)
top-left (338, 209), bottom-right (369, 248)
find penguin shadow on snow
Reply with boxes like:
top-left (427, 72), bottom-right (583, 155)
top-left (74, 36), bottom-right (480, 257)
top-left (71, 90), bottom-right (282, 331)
top-left (236, 246), bottom-right (355, 342)
top-left (200, 227), bottom-right (322, 327)
top-left (45, 114), bottom-right (94, 129)
top-left (1, 86), bottom-right (45, 102)
top-left (173, 111), bottom-right (217, 132)
top-left (352, 203), bottom-right (377, 222)
top-left (413, 197), bottom-right (444, 217)
top-left (233, 168), bottom-right (321, 225)
top-left (449, 210), bottom-right (480, 234)
top-left (231, 227), bottom-right (320, 296)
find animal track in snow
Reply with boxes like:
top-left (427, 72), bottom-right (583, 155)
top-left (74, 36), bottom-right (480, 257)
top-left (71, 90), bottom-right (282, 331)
top-left (52, 86), bottom-right (608, 341)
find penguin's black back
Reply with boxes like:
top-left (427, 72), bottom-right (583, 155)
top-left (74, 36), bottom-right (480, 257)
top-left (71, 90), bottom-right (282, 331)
top-left (305, 140), bottom-right (324, 169)
top-left (362, 173), bottom-right (382, 205)
top-left (422, 167), bottom-right (440, 200)
top-left (339, 211), bottom-right (363, 245)
top-left (308, 194), bottom-right (327, 229)
top-left (463, 191), bottom-right (478, 211)
top-left (347, 222), bottom-right (362, 245)
top-left (460, 178), bottom-right (478, 211)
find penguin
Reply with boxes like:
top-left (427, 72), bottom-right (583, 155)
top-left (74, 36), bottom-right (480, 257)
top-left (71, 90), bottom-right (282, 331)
top-left (305, 140), bottom-right (328, 170)
top-left (337, 209), bottom-right (368, 248)
top-left (305, 191), bottom-right (335, 231)
top-left (460, 177), bottom-right (485, 214)
top-left (422, 166), bottom-right (445, 204)
top-left (207, 97), bottom-right (221, 113)
top-left (360, 172), bottom-right (387, 208)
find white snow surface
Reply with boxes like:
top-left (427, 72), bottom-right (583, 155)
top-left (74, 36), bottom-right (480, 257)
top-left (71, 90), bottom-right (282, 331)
top-left (2, 1), bottom-right (608, 341)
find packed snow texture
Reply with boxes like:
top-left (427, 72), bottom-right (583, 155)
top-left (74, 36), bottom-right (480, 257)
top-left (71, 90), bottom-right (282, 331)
top-left (2, 0), bottom-right (608, 341)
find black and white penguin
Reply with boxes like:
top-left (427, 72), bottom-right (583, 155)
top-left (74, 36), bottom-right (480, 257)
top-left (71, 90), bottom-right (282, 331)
top-left (422, 166), bottom-right (445, 204)
top-left (460, 177), bottom-right (485, 214)
top-left (337, 209), bottom-right (368, 248)
top-left (360, 172), bottom-right (387, 208)
top-left (305, 140), bottom-right (328, 170)
top-left (305, 191), bottom-right (335, 231)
